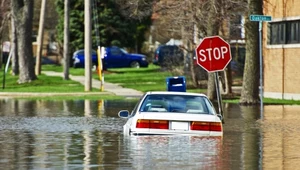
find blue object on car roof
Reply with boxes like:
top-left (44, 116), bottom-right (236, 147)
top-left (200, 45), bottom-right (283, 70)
top-left (166, 76), bottom-right (186, 92)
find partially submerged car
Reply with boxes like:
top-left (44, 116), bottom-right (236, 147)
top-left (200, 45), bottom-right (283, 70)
top-left (118, 91), bottom-right (223, 136)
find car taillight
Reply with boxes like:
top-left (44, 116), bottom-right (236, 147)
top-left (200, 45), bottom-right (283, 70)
top-left (193, 56), bottom-right (197, 65)
top-left (190, 121), bottom-right (222, 132)
top-left (136, 119), bottom-right (169, 129)
top-left (155, 54), bottom-right (158, 60)
top-left (136, 119), bottom-right (149, 128)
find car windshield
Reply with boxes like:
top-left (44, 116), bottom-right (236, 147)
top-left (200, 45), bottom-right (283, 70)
top-left (139, 94), bottom-right (215, 114)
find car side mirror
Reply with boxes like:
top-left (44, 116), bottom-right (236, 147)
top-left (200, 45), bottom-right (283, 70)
top-left (118, 110), bottom-right (130, 118)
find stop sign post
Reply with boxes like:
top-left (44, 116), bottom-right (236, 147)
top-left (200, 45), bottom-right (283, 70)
top-left (196, 36), bottom-right (232, 72)
top-left (195, 36), bottom-right (232, 122)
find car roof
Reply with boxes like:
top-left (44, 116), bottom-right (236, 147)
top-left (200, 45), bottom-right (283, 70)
top-left (145, 91), bottom-right (207, 97)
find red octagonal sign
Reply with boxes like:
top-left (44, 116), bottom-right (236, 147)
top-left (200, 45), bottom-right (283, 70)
top-left (196, 36), bottom-right (232, 73)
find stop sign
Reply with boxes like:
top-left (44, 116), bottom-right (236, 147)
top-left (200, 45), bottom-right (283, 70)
top-left (195, 36), bottom-right (232, 72)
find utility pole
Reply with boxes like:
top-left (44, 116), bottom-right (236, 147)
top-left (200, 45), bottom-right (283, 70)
top-left (84, 0), bottom-right (92, 91)
top-left (35, 0), bottom-right (47, 75)
top-left (63, 0), bottom-right (70, 80)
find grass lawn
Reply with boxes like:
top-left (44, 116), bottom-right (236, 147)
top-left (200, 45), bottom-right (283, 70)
top-left (43, 64), bottom-right (200, 92)
top-left (1, 73), bottom-right (85, 92)
top-left (224, 98), bottom-right (300, 105)
top-left (0, 66), bottom-right (121, 100)
top-left (97, 65), bottom-right (173, 92)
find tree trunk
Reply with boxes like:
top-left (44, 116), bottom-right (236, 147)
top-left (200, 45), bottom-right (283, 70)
top-left (207, 73), bottom-right (216, 100)
top-left (222, 67), bottom-right (232, 95)
top-left (206, 0), bottom-right (221, 100)
top-left (190, 54), bottom-right (197, 87)
top-left (11, 0), bottom-right (37, 83)
top-left (239, 0), bottom-right (262, 105)
top-left (63, 0), bottom-right (70, 80)
top-left (0, 12), bottom-right (9, 69)
top-left (11, 17), bottom-right (19, 75)
top-left (190, 23), bottom-right (198, 87)
top-left (35, 0), bottom-right (46, 75)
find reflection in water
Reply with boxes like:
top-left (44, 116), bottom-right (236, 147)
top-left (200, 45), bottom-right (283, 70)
top-left (262, 105), bottom-right (300, 170)
top-left (222, 104), bottom-right (261, 170)
top-left (0, 99), bottom-right (136, 169)
top-left (1, 99), bottom-right (299, 169)
top-left (123, 136), bottom-right (223, 169)
top-left (0, 99), bottom-right (137, 118)
top-left (84, 100), bottom-right (92, 169)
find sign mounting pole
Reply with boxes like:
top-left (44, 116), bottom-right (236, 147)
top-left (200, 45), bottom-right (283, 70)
top-left (214, 72), bottom-right (223, 120)
top-left (259, 21), bottom-right (263, 117)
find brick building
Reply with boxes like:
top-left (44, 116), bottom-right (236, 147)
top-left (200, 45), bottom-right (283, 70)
top-left (263, 0), bottom-right (300, 99)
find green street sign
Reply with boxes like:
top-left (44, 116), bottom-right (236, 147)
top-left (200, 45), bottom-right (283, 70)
top-left (250, 15), bottom-right (272, 22)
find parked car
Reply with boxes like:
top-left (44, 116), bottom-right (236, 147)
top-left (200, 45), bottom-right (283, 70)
top-left (153, 45), bottom-right (184, 67)
top-left (34, 56), bottom-right (58, 65)
top-left (118, 91), bottom-right (223, 136)
top-left (72, 49), bottom-right (98, 68)
top-left (72, 46), bottom-right (148, 69)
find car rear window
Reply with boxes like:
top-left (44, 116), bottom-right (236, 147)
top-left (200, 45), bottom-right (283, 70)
top-left (139, 94), bottom-right (214, 114)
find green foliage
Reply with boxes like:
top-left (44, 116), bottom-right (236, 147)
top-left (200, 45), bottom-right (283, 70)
top-left (55, 0), bottom-right (152, 55)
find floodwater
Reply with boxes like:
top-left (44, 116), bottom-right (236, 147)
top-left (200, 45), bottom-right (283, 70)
top-left (0, 99), bottom-right (300, 170)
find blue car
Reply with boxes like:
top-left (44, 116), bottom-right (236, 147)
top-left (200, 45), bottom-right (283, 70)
top-left (72, 49), bottom-right (97, 68)
top-left (72, 46), bottom-right (148, 69)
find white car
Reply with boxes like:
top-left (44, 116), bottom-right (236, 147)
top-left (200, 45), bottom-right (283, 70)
top-left (118, 91), bottom-right (223, 136)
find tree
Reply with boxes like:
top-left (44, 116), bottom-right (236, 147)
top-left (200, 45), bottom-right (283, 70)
top-left (35, 0), bottom-right (47, 75)
top-left (115, 0), bottom-right (153, 52)
top-left (205, 0), bottom-right (222, 100)
top-left (55, 0), bottom-right (150, 60)
top-left (11, 18), bottom-right (19, 75)
top-left (148, 0), bottom-right (247, 99)
top-left (239, 0), bottom-right (262, 105)
top-left (11, 0), bottom-right (37, 83)
top-left (0, 0), bottom-right (11, 68)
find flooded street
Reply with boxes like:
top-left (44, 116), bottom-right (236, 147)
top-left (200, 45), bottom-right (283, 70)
top-left (0, 99), bottom-right (299, 169)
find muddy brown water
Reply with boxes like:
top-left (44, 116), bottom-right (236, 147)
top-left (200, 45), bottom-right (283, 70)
top-left (0, 99), bottom-right (299, 170)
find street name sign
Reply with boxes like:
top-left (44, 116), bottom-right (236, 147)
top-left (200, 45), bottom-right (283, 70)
top-left (250, 15), bottom-right (272, 22)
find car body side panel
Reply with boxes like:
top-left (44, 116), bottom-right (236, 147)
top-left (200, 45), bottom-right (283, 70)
top-left (104, 47), bottom-right (128, 68)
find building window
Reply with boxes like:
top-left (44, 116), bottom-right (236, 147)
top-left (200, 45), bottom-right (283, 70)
top-left (230, 15), bottom-right (244, 39)
top-left (269, 20), bottom-right (300, 45)
top-left (287, 21), bottom-right (300, 44)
